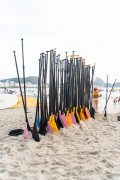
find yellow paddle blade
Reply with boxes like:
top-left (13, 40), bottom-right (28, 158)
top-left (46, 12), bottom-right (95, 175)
top-left (76, 110), bottom-right (81, 122)
top-left (85, 107), bottom-right (91, 119)
top-left (51, 115), bottom-right (59, 133)
top-left (52, 48), bottom-right (56, 54)
top-left (68, 113), bottom-right (73, 126)
top-left (80, 109), bottom-right (86, 122)
top-left (47, 120), bottom-right (55, 135)
top-left (73, 107), bottom-right (75, 113)
top-left (49, 116), bottom-right (54, 129)
top-left (66, 114), bottom-right (72, 126)
top-left (66, 110), bottom-right (69, 115)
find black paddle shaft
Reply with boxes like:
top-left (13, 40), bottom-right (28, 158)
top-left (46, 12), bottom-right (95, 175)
top-left (21, 39), bottom-right (27, 112)
top-left (104, 79), bottom-right (116, 117)
top-left (13, 50), bottom-right (31, 131)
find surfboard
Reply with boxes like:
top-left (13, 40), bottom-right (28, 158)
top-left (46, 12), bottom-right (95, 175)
top-left (0, 94), bottom-right (18, 110)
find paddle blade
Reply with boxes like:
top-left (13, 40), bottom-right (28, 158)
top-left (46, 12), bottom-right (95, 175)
top-left (85, 107), bottom-right (91, 119)
top-left (57, 116), bottom-right (63, 128)
top-left (32, 123), bottom-right (40, 142)
top-left (74, 113), bottom-right (79, 123)
top-left (8, 129), bottom-right (24, 136)
top-left (39, 121), bottom-right (47, 136)
top-left (104, 110), bottom-right (107, 118)
top-left (55, 116), bottom-right (60, 130)
top-left (71, 112), bottom-right (77, 124)
top-left (47, 122), bottom-right (54, 134)
top-left (56, 113), bottom-right (63, 128)
top-left (80, 109), bottom-right (87, 122)
top-left (27, 123), bottom-right (32, 132)
top-left (59, 114), bottom-right (65, 127)
top-left (36, 114), bottom-right (40, 128)
top-left (62, 113), bottom-right (68, 128)
top-left (90, 106), bottom-right (95, 119)
top-left (24, 122), bottom-right (29, 139)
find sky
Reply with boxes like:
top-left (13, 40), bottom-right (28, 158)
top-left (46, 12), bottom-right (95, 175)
top-left (0, 0), bottom-right (120, 83)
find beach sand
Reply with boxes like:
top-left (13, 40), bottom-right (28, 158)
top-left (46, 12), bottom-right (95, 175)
top-left (0, 108), bottom-right (120, 180)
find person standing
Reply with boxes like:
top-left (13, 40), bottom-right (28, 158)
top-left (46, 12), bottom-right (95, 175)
top-left (113, 97), bottom-right (118, 105)
top-left (3, 88), bottom-right (8, 94)
top-left (93, 87), bottom-right (101, 112)
top-left (118, 96), bottom-right (120, 104)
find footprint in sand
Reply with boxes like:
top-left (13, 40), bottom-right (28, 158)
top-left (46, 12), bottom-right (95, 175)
top-left (8, 170), bottom-right (21, 177)
top-left (90, 151), bottom-right (100, 155)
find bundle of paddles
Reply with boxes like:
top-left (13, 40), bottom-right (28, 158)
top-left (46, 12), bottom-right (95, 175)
top-left (12, 39), bottom-right (96, 142)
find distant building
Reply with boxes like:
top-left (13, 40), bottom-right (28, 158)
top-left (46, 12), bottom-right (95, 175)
top-left (0, 82), bottom-right (4, 87)
top-left (4, 80), bottom-right (9, 87)
top-left (15, 83), bottom-right (19, 87)
top-left (0, 81), bottom-right (37, 88)
top-left (26, 82), bottom-right (33, 87)
top-left (9, 81), bottom-right (15, 87)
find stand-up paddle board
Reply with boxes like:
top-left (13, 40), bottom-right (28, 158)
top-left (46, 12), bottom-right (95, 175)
top-left (0, 94), bottom-right (18, 110)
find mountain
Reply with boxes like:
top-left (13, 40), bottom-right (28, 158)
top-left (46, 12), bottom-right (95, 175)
top-left (94, 77), bottom-right (120, 87)
top-left (94, 77), bottom-right (105, 86)
top-left (114, 82), bottom-right (120, 87)
top-left (1, 76), bottom-right (120, 87)
top-left (0, 76), bottom-right (38, 84)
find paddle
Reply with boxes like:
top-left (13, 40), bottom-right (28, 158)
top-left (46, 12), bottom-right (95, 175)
top-left (13, 50), bottom-right (32, 132)
top-left (39, 53), bottom-right (48, 135)
top-left (21, 39), bottom-right (32, 132)
top-left (32, 58), bottom-right (41, 142)
top-left (104, 75), bottom-right (108, 118)
top-left (104, 79), bottom-right (116, 117)
top-left (89, 65), bottom-right (96, 119)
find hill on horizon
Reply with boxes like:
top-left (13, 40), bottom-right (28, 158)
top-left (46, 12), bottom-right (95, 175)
top-left (94, 77), bottom-right (120, 87)
top-left (0, 76), bottom-right (120, 87)
top-left (0, 76), bottom-right (38, 84)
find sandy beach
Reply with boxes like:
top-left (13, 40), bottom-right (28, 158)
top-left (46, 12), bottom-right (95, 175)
top-left (0, 107), bottom-right (120, 180)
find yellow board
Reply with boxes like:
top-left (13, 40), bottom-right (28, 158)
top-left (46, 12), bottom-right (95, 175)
top-left (10, 96), bottom-right (37, 108)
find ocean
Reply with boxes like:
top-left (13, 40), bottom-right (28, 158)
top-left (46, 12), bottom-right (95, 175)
top-left (98, 87), bottom-right (120, 114)
top-left (0, 87), bottom-right (120, 114)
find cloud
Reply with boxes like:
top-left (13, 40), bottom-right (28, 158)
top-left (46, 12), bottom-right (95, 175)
top-left (0, 0), bottom-right (120, 82)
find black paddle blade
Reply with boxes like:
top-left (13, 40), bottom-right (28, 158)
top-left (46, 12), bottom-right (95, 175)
top-left (104, 110), bottom-right (107, 118)
top-left (90, 106), bottom-right (95, 119)
top-left (8, 129), bottom-right (24, 136)
top-left (83, 108), bottom-right (88, 119)
top-left (57, 116), bottom-right (63, 128)
top-left (32, 124), bottom-right (40, 142)
top-left (39, 122), bottom-right (47, 136)
top-left (74, 113), bottom-right (79, 123)
top-left (55, 118), bottom-right (60, 130)
top-left (27, 123), bottom-right (32, 132)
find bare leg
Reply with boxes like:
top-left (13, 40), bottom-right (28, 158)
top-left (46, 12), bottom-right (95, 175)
top-left (96, 101), bottom-right (98, 112)
top-left (94, 101), bottom-right (97, 112)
